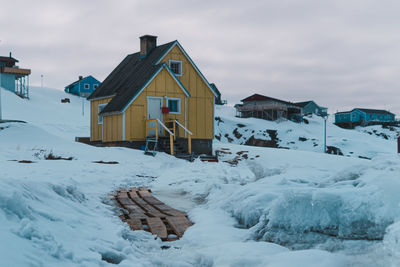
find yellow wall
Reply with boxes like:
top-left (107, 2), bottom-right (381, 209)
top-left (103, 114), bottom-right (123, 142)
top-left (125, 67), bottom-right (186, 141)
top-left (90, 97), bottom-right (112, 141)
top-left (90, 43), bottom-right (215, 142)
top-left (161, 45), bottom-right (214, 139)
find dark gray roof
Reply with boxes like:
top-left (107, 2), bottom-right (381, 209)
top-left (241, 94), bottom-right (299, 108)
top-left (336, 108), bottom-right (395, 115)
top-left (295, 101), bottom-right (313, 108)
top-left (88, 41), bottom-right (176, 114)
top-left (65, 75), bottom-right (97, 89)
top-left (209, 83), bottom-right (221, 97)
top-left (355, 108), bottom-right (394, 115)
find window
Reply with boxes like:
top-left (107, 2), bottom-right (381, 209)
top-left (98, 104), bottom-right (107, 124)
top-left (169, 60), bottom-right (182, 76)
top-left (84, 83), bottom-right (89, 89)
top-left (93, 84), bottom-right (99, 89)
top-left (167, 98), bottom-right (181, 114)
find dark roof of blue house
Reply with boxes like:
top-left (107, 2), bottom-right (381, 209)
top-left (356, 108), bottom-right (394, 115)
top-left (295, 101), bottom-right (313, 108)
top-left (65, 75), bottom-right (99, 89)
top-left (336, 108), bottom-right (394, 115)
top-left (87, 41), bottom-right (176, 114)
top-left (210, 83), bottom-right (221, 97)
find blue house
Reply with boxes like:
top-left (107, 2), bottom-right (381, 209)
top-left (335, 108), bottom-right (395, 128)
top-left (64, 75), bottom-right (100, 97)
top-left (0, 53), bottom-right (31, 98)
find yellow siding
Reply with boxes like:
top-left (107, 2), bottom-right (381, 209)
top-left (103, 114), bottom-right (123, 142)
top-left (125, 68), bottom-right (186, 141)
top-left (90, 97), bottom-right (113, 141)
top-left (161, 45), bottom-right (214, 139)
top-left (90, 43), bottom-right (215, 142)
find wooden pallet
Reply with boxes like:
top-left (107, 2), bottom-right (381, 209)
top-left (112, 187), bottom-right (192, 241)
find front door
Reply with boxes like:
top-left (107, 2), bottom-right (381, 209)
top-left (147, 97), bottom-right (163, 136)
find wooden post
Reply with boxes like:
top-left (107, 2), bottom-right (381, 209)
top-left (173, 120), bottom-right (176, 140)
top-left (145, 120), bottom-right (148, 137)
top-left (170, 134), bottom-right (174, 155)
top-left (155, 121), bottom-right (158, 140)
top-left (188, 134), bottom-right (192, 154)
top-left (398, 136), bottom-right (400, 154)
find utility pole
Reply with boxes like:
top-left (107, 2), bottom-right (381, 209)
top-left (79, 80), bottom-right (84, 116)
top-left (323, 114), bottom-right (329, 153)
top-left (41, 74), bottom-right (43, 88)
top-left (0, 72), bottom-right (2, 121)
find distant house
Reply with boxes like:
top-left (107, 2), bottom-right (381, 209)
top-left (295, 101), bottom-right (328, 117)
top-left (335, 108), bottom-right (396, 128)
top-left (65, 75), bottom-right (100, 97)
top-left (0, 53), bottom-right (31, 98)
top-left (235, 94), bottom-right (302, 121)
top-left (210, 83), bottom-right (226, 105)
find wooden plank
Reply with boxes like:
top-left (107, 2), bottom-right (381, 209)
top-left (146, 217), bottom-right (168, 240)
top-left (127, 191), bottom-right (167, 217)
top-left (126, 218), bottom-right (143, 230)
top-left (117, 192), bottom-right (147, 216)
top-left (166, 216), bottom-right (192, 237)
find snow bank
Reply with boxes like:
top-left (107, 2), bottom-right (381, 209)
top-left (1, 87), bottom-right (400, 266)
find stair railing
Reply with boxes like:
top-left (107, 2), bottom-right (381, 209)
top-left (165, 119), bottom-right (193, 154)
top-left (146, 119), bottom-right (175, 155)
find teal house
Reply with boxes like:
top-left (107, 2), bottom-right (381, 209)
top-left (0, 53), bottom-right (31, 98)
top-left (65, 75), bottom-right (100, 97)
top-left (335, 108), bottom-right (395, 128)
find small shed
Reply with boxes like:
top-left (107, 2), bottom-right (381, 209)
top-left (0, 53), bottom-right (31, 98)
top-left (65, 75), bottom-right (100, 97)
top-left (295, 100), bottom-right (328, 117)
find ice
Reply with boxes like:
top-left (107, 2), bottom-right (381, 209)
top-left (1, 87), bottom-right (400, 266)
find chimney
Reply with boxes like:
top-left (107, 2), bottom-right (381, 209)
top-left (79, 76), bottom-right (83, 80)
top-left (140, 35), bottom-right (157, 57)
top-left (9, 52), bottom-right (12, 58)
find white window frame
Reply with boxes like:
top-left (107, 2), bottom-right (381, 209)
top-left (98, 103), bottom-right (107, 124)
top-left (166, 97), bottom-right (181, 114)
top-left (84, 83), bottom-right (89, 89)
top-left (93, 84), bottom-right (99, 89)
top-left (169, 60), bottom-right (182, 76)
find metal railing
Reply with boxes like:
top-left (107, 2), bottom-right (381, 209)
top-left (146, 119), bottom-right (175, 155)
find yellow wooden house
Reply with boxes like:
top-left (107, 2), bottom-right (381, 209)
top-left (88, 35), bottom-right (217, 155)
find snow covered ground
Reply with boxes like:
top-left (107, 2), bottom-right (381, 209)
top-left (1, 87), bottom-right (400, 266)
top-left (215, 105), bottom-right (399, 159)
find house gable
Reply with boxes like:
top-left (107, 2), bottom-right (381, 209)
top-left (156, 41), bottom-right (218, 98)
top-left (119, 63), bottom-right (190, 114)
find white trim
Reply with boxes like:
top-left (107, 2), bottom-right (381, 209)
top-left (168, 60), bottom-right (182, 76)
top-left (93, 84), bottom-right (99, 89)
top-left (84, 83), bottom-right (90, 89)
top-left (213, 95), bottom-right (215, 139)
top-left (122, 112), bottom-right (126, 141)
top-left (184, 96), bottom-right (187, 138)
top-left (89, 94), bottom-right (116, 101)
top-left (98, 103), bottom-right (107, 124)
top-left (166, 97), bottom-right (181, 114)
top-left (156, 41), bottom-right (218, 97)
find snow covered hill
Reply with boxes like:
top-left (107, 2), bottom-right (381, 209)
top-left (215, 105), bottom-right (399, 159)
top-left (1, 87), bottom-right (400, 266)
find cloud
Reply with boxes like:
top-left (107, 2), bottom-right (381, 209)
top-left (1, 0), bottom-right (400, 114)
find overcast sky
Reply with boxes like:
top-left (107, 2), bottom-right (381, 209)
top-left (1, 0), bottom-right (400, 114)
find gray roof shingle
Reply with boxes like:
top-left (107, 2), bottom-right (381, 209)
top-left (88, 41), bottom-right (176, 114)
